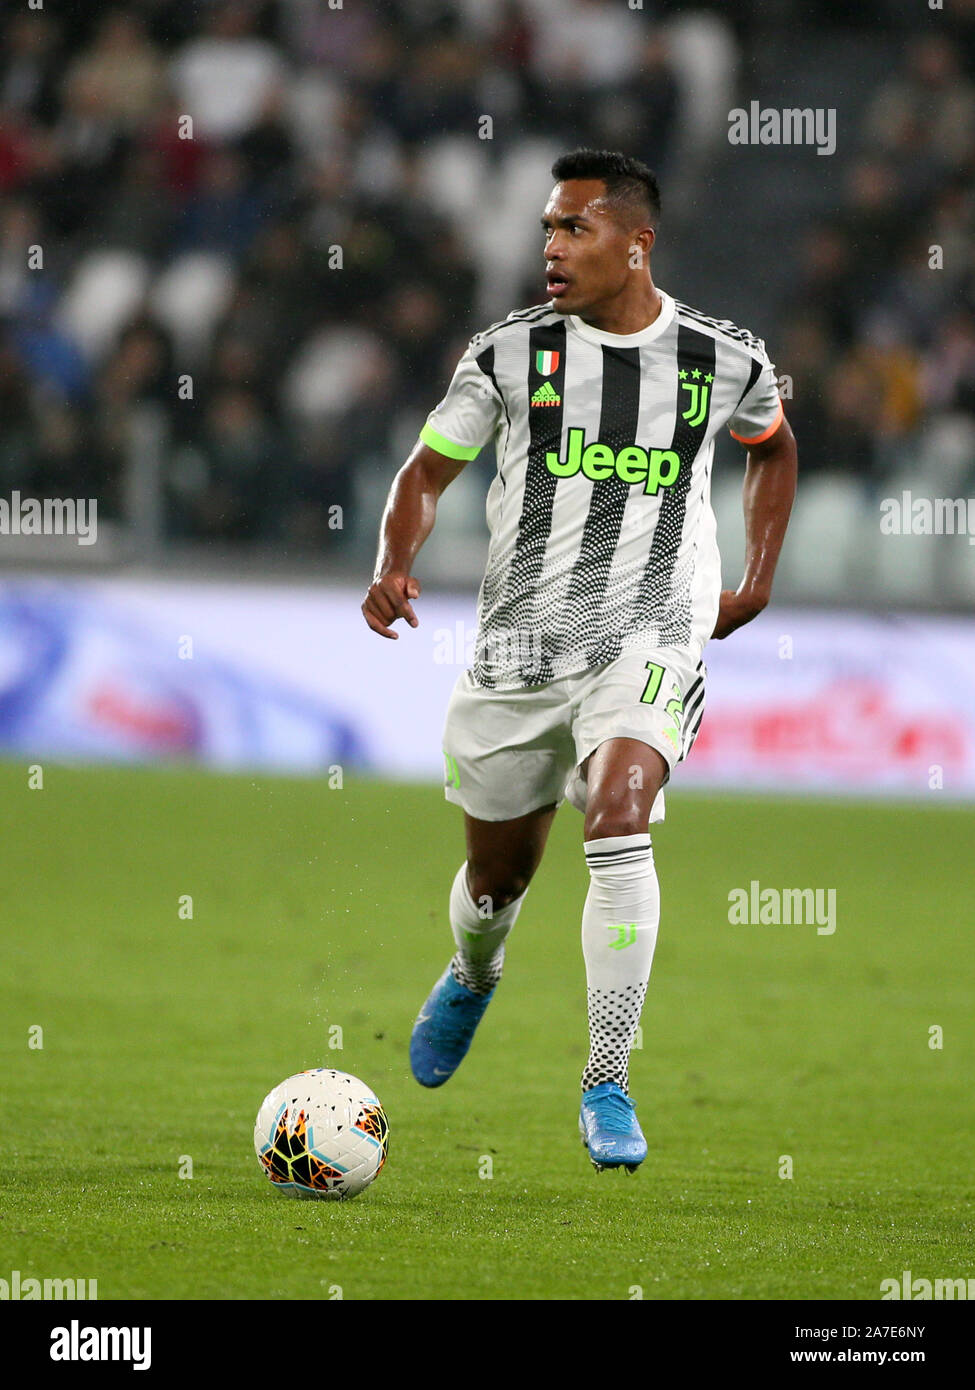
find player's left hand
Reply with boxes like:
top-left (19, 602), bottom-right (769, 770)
top-left (711, 587), bottom-right (769, 640)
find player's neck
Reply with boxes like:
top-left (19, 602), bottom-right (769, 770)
top-left (578, 281), bottom-right (663, 337)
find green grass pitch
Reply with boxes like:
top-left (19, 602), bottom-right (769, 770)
top-left (1, 760), bottom-right (972, 1300)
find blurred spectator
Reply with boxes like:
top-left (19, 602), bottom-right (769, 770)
top-left (221, 222), bottom-right (325, 373)
top-left (92, 147), bottom-right (174, 260)
top-left (168, 385), bottom-right (288, 541)
top-left (839, 158), bottom-right (907, 279)
top-left (864, 35), bottom-right (975, 171)
top-left (173, 149), bottom-right (265, 258)
top-left (381, 281), bottom-right (451, 405)
top-left (97, 317), bottom-right (174, 410)
top-left (0, 335), bottom-right (37, 491)
top-left (170, 1), bottom-right (287, 142)
top-left (586, 30), bottom-right (680, 174)
top-left (63, 11), bottom-right (165, 135)
top-left (922, 307), bottom-right (975, 417)
top-left (0, 198), bottom-right (43, 317)
top-left (31, 401), bottom-right (98, 503)
top-left (785, 221), bottom-right (859, 351)
top-left (392, 35), bottom-right (483, 146)
top-left (283, 0), bottom-right (381, 72)
top-left (773, 314), bottom-right (833, 474)
top-left (531, 0), bottom-right (643, 89)
top-left (0, 10), bottom-right (62, 125)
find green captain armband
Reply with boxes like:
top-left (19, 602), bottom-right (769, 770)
top-left (419, 423), bottom-right (482, 461)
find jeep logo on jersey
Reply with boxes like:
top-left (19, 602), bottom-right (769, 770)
top-left (545, 427), bottom-right (681, 496)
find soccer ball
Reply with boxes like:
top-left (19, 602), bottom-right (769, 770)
top-left (254, 1068), bottom-right (389, 1200)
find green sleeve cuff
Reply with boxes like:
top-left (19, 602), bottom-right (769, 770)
top-left (419, 423), bottom-right (481, 460)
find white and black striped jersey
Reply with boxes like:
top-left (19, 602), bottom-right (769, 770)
top-left (419, 289), bottom-right (784, 690)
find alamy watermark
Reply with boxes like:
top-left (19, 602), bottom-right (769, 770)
top-left (880, 491), bottom-right (975, 544)
top-left (728, 881), bottom-right (836, 935)
top-left (433, 621), bottom-right (545, 675)
top-left (1, 1269), bottom-right (97, 1299)
top-left (728, 102), bottom-right (836, 156)
top-left (50, 1320), bottom-right (150, 1371)
top-left (0, 492), bottom-right (97, 546)
top-left (882, 1270), bottom-right (975, 1300)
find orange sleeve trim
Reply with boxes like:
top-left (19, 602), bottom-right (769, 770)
top-left (728, 397), bottom-right (784, 445)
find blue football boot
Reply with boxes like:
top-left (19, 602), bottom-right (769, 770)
top-left (579, 1082), bottom-right (647, 1173)
top-left (410, 966), bottom-right (495, 1087)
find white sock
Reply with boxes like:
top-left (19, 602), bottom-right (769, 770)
top-left (581, 832), bottom-right (659, 1092)
top-left (448, 862), bottom-right (528, 996)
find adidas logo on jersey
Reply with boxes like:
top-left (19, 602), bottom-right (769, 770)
top-left (545, 427), bottom-right (681, 496)
top-left (531, 381), bottom-right (561, 407)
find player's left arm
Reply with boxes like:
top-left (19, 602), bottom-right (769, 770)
top-left (713, 411), bottom-right (797, 639)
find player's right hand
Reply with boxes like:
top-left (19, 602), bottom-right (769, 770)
top-left (361, 572), bottom-right (421, 639)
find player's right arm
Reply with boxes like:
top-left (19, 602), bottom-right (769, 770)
top-left (362, 334), bottom-right (504, 639)
top-left (361, 441), bottom-right (468, 640)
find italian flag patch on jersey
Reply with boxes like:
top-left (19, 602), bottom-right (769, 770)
top-left (535, 349), bottom-right (560, 376)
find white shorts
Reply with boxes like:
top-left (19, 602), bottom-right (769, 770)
top-left (441, 646), bottom-right (706, 823)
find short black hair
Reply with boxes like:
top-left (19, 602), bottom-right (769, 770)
top-left (551, 148), bottom-right (661, 229)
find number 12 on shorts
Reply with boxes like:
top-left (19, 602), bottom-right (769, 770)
top-left (641, 660), bottom-right (684, 750)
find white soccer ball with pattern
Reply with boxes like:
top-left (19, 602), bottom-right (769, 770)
top-left (254, 1068), bottom-right (389, 1200)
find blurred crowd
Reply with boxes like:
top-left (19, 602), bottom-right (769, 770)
top-left (782, 30), bottom-right (975, 486)
top-left (0, 0), bottom-right (972, 554)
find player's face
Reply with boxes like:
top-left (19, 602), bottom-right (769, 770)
top-left (541, 180), bottom-right (635, 316)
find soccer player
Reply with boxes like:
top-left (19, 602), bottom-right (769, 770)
top-left (362, 148), bottom-right (797, 1173)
